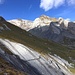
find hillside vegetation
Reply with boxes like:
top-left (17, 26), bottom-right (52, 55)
top-left (0, 21), bottom-right (75, 65)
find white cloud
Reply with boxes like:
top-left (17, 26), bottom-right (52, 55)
top-left (0, 0), bottom-right (5, 4)
top-left (67, 0), bottom-right (75, 6)
top-left (54, 0), bottom-right (65, 8)
top-left (40, 0), bottom-right (54, 11)
top-left (40, 0), bottom-right (75, 11)
top-left (40, 0), bottom-right (65, 11)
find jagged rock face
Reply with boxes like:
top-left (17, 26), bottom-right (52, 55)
top-left (29, 22), bottom-right (63, 42)
top-left (68, 22), bottom-right (75, 35)
top-left (29, 22), bottom-right (75, 48)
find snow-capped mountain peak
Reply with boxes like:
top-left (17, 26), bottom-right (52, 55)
top-left (8, 15), bottom-right (58, 31)
top-left (8, 19), bottom-right (33, 31)
top-left (58, 17), bottom-right (70, 29)
top-left (8, 15), bottom-right (71, 31)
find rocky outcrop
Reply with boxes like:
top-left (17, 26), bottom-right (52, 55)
top-left (0, 39), bottom-right (72, 75)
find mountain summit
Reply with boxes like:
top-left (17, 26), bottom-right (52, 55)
top-left (0, 16), bottom-right (6, 22)
top-left (40, 15), bottom-right (57, 22)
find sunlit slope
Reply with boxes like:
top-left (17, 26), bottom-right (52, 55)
top-left (0, 17), bottom-right (75, 65)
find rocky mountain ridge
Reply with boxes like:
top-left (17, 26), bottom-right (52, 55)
top-left (8, 15), bottom-right (75, 49)
top-left (8, 15), bottom-right (71, 31)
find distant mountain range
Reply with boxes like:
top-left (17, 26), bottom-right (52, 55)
top-left (0, 16), bottom-right (75, 75)
top-left (8, 15), bottom-right (75, 49)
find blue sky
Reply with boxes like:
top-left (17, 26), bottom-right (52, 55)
top-left (0, 0), bottom-right (75, 21)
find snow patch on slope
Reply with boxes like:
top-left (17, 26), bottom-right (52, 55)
top-left (58, 17), bottom-right (70, 29)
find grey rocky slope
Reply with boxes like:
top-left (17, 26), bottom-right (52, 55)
top-left (0, 39), bottom-right (73, 75)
